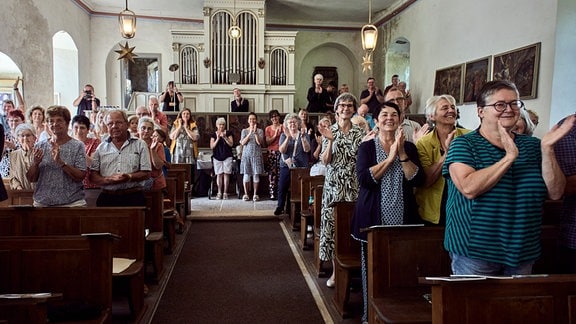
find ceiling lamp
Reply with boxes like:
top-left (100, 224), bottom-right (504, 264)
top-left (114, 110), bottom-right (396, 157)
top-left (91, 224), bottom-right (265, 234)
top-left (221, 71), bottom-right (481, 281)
top-left (119, 0), bottom-right (137, 39)
top-left (361, 0), bottom-right (378, 73)
top-left (228, 0), bottom-right (242, 39)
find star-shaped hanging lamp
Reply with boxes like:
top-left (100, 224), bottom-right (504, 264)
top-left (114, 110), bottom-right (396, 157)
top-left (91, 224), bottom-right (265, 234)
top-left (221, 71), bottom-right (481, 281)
top-left (115, 42), bottom-right (138, 63)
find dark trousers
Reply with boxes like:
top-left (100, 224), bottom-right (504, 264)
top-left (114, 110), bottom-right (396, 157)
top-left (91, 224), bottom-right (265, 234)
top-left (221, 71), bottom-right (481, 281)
top-left (277, 167), bottom-right (290, 210)
top-left (96, 191), bottom-right (146, 207)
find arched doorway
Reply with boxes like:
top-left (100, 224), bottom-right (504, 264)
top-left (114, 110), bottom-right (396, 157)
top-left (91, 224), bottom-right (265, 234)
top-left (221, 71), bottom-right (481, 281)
top-left (53, 31), bottom-right (78, 111)
top-left (0, 52), bottom-right (23, 103)
top-left (384, 37), bottom-right (410, 88)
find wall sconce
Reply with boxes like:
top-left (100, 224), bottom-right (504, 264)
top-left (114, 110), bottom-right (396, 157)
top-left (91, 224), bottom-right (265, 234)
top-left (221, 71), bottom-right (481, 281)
top-left (118, 0), bottom-right (137, 39)
top-left (203, 57), bottom-right (211, 68)
top-left (361, 0), bottom-right (378, 72)
top-left (258, 58), bottom-right (265, 69)
top-left (228, 0), bottom-right (242, 39)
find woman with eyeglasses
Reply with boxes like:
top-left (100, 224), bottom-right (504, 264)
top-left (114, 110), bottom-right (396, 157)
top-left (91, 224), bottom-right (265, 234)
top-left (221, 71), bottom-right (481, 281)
top-left (415, 95), bottom-right (470, 226)
top-left (139, 117), bottom-right (167, 191)
top-left (317, 92), bottom-right (365, 289)
top-left (351, 101), bottom-right (425, 323)
top-left (443, 80), bottom-right (575, 277)
top-left (9, 123), bottom-right (36, 190)
top-left (274, 113), bottom-right (310, 216)
top-left (0, 110), bottom-right (25, 178)
top-left (265, 109), bottom-right (283, 200)
top-left (27, 105), bottom-right (87, 207)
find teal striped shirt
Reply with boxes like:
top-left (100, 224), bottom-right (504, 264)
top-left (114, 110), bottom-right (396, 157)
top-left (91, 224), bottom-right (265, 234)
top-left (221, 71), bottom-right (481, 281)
top-left (442, 130), bottom-right (547, 267)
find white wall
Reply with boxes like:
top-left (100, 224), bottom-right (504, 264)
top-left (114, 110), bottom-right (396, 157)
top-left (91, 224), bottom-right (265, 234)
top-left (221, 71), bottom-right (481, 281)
top-left (550, 0), bottom-right (576, 126)
top-left (0, 0), bottom-right (91, 107)
top-left (389, 0), bottom-right (559, 137)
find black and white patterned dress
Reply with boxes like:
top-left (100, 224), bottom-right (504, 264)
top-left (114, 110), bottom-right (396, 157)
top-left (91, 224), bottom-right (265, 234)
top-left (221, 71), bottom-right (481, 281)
top-left (319, 123), bottom-right (364, 262)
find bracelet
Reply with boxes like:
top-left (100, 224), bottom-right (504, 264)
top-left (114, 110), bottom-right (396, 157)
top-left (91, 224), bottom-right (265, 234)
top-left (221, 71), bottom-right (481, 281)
top-left (399, 157), bottom-right (410, 162)
top-left (61, 163), bottom-right (67, 168)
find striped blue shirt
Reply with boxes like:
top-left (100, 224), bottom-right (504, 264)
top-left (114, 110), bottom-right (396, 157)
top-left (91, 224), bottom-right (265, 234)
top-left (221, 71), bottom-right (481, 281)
top-left (442, 130), bottom-right (547, 266)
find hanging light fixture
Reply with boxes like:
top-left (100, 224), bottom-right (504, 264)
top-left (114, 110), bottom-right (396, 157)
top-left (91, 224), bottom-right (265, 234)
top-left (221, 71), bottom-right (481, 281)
top-left (361, 0), bottom-right (378, 72)
top-left (228, 0), bottom-right (242, 39)
top-left (118, 0), bottom-right (137, 39)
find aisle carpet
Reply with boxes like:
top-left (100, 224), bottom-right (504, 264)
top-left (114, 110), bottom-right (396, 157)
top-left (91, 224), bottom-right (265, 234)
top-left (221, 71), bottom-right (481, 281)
top-left (151, 220), bottom-right (325, 323)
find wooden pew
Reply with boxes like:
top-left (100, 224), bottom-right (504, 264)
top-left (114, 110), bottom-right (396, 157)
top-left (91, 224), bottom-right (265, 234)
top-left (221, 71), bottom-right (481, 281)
top-left (170, 163), bottom-right (192, 215)
top-left (312, 183), bottom-right (326, 277)
top-left (367, 226), bottom-right (450, 324)
top-left (299, 175), bottom-right (324, 249)
top-left (0, 207), bottom-right (146, 321)
top-left (144, 190), bottom-right (166, 282)
top-left (288, 167), bottom-right (310, 231)
top-left (0, 234), bottom-right (116, 323)
top-left (421, 274), bottom-right (576, 324)
top-left (366, 223), bottom-right (562, 324)
top-left (331, 201), bottom-right (361, 318)
top-left (163, 176), bottom-right (179, 253)
top-left (0, 189), bottom-right (34, 207)
top-left (167, 167), bottom-right (190, 220)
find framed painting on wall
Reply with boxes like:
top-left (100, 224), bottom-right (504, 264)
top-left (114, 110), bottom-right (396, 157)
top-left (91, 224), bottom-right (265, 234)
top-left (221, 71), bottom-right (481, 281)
top-left (463, 57), bottom-right (491, 103)
top-left (492, 42), bottom-right (541, 99)
top-left (434, 64), bottom-right (464, 104)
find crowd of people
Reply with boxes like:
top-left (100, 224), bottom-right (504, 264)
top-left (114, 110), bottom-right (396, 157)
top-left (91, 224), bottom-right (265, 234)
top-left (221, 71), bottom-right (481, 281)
top-left (0, 77), bottom-right (574, 322)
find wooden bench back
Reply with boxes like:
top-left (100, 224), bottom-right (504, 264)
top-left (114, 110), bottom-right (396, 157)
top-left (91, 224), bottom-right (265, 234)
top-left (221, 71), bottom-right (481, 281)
top-left (170, 163), bottom-right (192, 185)
top-left (166, 168), bottom-right (187, 203)
top-left (0, 234), bottom-right (115, 322)
top-left (367, 226), bottom-right (450, 297)
top-left (300, 175), bottom-right (324, 213)
top-left (332, 201), bottom-right (361, 259)
top-left (0, 207), bottom-right (145, 261)
top-left (0, 189), bottom-right (34, 207)
top-left (289, 167), bottom-right (310, 203)
top-left (424, 274), bottom-right (576, 324)
top-left (144, 190), bottom-right (165, 233)
top-left (312, 184), bottom-right (323, 229)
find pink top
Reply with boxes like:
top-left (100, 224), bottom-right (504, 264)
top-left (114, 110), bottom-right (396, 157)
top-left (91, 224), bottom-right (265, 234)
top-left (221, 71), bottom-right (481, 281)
top-left (150, 143), bottom-right (167, 190)
top-left (265, 125), bottom-right (283, 151)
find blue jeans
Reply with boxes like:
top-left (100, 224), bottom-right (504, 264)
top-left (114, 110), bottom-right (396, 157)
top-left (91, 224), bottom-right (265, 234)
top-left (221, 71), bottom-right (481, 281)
top-left (277, 167), bottom-right (290, 210)
top-left (450, 252), bottom-right (534, 276)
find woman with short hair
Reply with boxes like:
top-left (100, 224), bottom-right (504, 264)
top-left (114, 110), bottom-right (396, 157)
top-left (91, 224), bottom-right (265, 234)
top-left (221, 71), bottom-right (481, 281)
top-left (26, 105), bottom-right (86, 207)
top-left (210, 117), bottom-right (234, 199)
top-left (274, 113), bottom-right (310, 215)
top-left (72, 114), bottom-right (101, 189)
top-left (9, 123), bottom-right (36, 190)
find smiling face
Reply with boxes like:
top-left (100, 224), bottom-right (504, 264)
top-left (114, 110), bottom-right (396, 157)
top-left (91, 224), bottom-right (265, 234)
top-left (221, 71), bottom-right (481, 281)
top-left (248, 114), bottom-right (257, 126)
top-left (431, 98), bottom-right (457, 126)
top-left (377, 106), bottom-right (401, 133)
top-left (47, 115), bottom-right (68, 136)
top-left (72, 122), bottom-right (89, 141)
top-left (17, 129), bottom-right (36, 149)
top-left (336, 99), bottom-right (355, 120)
top-left (139, 121), bottom-right (155, 141)
top-left (478, 89), bottom-right (520, 130)
top-left (31, 108), bottom-right (45, 124)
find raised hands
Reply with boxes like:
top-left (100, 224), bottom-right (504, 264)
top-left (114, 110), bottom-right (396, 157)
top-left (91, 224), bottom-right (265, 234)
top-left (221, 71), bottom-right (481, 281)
top-left (32, 147), bottom-right (44, 165)
top-left (413, 123), bottom-right (431, 143)
top-left (541, 114), bottom-right (576, 149)
top-left (497, 120), bottom-right (519, 160)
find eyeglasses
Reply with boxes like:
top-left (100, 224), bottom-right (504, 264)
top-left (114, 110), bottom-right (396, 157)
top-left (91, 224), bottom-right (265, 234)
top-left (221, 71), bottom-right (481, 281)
top-left (338, 103), bottom-right (354, 108)
top-left (483, 100), bottom-right (525, 112)
top-left (389, 97), bottom-right (405, 103)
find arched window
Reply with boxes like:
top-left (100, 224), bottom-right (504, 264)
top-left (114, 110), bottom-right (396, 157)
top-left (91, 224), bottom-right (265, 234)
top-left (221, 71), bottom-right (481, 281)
top-left (180, 46), bottom-right (198, 84)
top-left (270, 48), bottom-right (287, 85)
top-left (211, 11), bottom-right (257, 84)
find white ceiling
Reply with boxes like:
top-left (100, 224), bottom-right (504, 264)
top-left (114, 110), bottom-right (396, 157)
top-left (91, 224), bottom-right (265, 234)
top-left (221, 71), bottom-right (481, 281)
top-left (77, 0), bottom-right (409, 29)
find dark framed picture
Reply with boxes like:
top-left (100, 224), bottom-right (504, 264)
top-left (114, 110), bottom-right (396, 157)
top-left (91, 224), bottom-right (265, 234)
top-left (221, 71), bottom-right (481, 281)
top-left (463, 57), bottom-right (491, 103)
top-left (492, 42), bottom-right (541, 99)
top-left (434, 64), bottom-right (464, 104)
